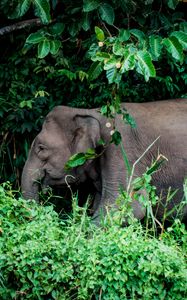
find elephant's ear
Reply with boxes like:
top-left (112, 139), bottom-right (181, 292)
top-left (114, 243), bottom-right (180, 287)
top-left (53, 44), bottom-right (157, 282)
top-left (73, 115), bottom-right (101, 152)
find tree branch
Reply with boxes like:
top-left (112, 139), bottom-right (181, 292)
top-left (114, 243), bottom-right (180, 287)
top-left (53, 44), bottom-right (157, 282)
top-left (0, 18), bottom-right (42, 36)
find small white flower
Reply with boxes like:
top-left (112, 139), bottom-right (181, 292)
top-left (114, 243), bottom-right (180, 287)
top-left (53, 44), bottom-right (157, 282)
top-left (110, 130), bottom-right (115, 136)
top-left (106, 122), bottom-right (112, 128)
top-left (115, 62), bottom-right (121, 69)
top-left (98, 41), bottom-right (104, 47)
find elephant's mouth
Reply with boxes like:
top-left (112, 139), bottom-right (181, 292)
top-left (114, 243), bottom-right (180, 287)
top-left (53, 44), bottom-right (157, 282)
top-left (39, 175), bottom-right (97, 215)
top-left (40, 173), bottom-right (84, 203)
top-left (42, 172), bottom-right (79, 188)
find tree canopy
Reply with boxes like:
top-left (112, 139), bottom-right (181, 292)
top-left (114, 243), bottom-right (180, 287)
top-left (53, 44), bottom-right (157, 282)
top-left (0, 0), bottom-right (186, 185)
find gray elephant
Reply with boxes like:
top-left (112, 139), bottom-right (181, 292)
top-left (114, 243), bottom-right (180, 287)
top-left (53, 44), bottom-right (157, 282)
top-left (21, 99), bottom-right (187, 223)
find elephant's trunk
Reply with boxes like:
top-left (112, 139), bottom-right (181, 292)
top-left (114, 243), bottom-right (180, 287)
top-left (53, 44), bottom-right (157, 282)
top-left (21, 159), bottom-right (44, 201)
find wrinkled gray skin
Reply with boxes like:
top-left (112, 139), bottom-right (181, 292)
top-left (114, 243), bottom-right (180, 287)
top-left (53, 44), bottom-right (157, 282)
top-left (21, 99), bottom-right (187, 223)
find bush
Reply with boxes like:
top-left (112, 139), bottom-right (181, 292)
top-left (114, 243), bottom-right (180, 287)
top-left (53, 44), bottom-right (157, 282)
top-left (0, 184), bottom-right (187, 299)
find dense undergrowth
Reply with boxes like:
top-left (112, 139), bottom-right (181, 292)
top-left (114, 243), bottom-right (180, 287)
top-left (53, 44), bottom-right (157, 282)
top-left (0, 183), bottom-right (187, 300)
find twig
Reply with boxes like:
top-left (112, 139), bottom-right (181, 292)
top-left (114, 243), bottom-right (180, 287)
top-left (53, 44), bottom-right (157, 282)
top-left (101, 22), bottom-right (112, 37)
top-left (0, 18), bottom-right (42, 36)
top-left (99, 288), bottom-right (103, 300)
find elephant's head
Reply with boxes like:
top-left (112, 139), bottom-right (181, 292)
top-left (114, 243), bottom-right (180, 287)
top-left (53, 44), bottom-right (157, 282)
top-left (21, 106), bottom-right (102, 201)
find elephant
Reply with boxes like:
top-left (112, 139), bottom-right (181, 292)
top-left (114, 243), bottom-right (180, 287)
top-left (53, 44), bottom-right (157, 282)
top-left (21, 99), bottom-right (187, 224)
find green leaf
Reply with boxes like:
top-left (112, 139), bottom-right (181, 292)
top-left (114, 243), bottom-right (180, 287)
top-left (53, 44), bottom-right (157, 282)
top-left (99, 3), bottom-right (115, 25)
top-left (69, 23), bottom-right (81, 37)
top-left (83, 0), bottom-right (100, 12)
top-left (65, 153), bottom-right (86, 170)
top-left (21, 121), bottom-right (33, 133)
top-left (111, 131), bottom-right (121, 146)
top-left (167, 0), bottom-right (179, 10)
top-left (18, 0), bottom-right (31, 16)
top-left (104, 58), bottom-right (117, 70)
top-left (163, 36), bottom-right (183, 61)
top-left (85, 148), bottom-right (96, 159)
top-left (136, 50), bottom-right (156, 81)
top-left (159, 14), bottom-right (173, 30)
top-left (170, 31), bottom-right (187, 48)
top-left (9, 0), bottom-right (31, 18)
top-left (179, 22), bottom-right (187, 33)
top-left (120, 143), bottom-right (131, 175)
top-left (58, 69), bottom-right (77, 80)
top-left (119, 29), bottom-right (130, 42)
top-left (121, 49), bottom-right (135, 72)
top-left (88, 61), bottom-right (103, 81)
top-left (106, 67), bottom-right (117, 84)
top-left (82, 14), bottom-right (91, 31)
top-left (65, 149), bottom-right (97, 170)
top-left (149, 35), bottom-right (163, 60)
top-left (146, 154), bottom-right (168, 176)
top-left (26, 31), bottom-right (44, 44)
top-left (95, 52), bottom-right (110, 61)
top-left (100, 105), bottom-right (108, 115)
top-left (113, 41), bottom-right (124, 56)
top-left (88, 43), bottom-right (100, 60)
top-left (51, 0), bottom-right (58, 10)
top-left (95, 26), bottom-right (105, 41)
top-left (33, 0), bottom-right (51, 24)
top-left (78, 71), bottom-right (88, 81)
top-left (123, 112), bottom-right (136, 128)
top-left (19, 100), bottom-right (33, 109)
top-left (49, 23), bottom-right (65, 35)
top-left (130, 29), bottom-right (145, 41)
top-left (38, 39), bottom-right (50, 58)
top-left (98, 138), bottom-right (106, 146)
top-left (50, 40), bottom-right (61, 55)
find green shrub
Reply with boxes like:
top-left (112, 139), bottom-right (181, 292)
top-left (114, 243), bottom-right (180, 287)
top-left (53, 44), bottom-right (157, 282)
top-left (0, 184), bottom-right (186, 299)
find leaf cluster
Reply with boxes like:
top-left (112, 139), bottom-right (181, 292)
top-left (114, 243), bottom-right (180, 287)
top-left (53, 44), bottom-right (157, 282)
top-left (91, 26), bottom-right (187, 83)
top-left (0, 0), bottom-right (51, 24)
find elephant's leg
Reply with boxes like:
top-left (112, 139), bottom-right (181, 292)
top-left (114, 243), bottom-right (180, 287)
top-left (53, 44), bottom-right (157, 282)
top-left (91, 191), bottom-right (102, 214)
top-left (92, 183), bottom-right (119, 224)
top-left (92, 186), bottom-right (146, 225)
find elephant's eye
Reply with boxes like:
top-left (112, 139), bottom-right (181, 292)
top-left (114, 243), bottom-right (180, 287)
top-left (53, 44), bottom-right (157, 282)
top-left (37, 144), bottom-right (48, 160)
top-left (38, 145), bottom-right (45, 152)
top-left (37, 144), bottom-right (47, 154)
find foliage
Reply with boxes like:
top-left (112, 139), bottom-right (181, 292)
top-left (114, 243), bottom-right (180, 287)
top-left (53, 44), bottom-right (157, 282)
top-left (65, 148), bottom-right (98, 170)
top-left (0, 0), bottom-right (51, 23)
top-left (0, 183), bottom-right (187, 299)
top-left (0, 0), bottom-right (187, 185)
top-left (91, 27), bottom-right (187, 83)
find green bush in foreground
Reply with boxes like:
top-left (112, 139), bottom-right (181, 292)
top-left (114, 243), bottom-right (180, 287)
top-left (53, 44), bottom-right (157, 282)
top-left (0, 184), bottom-right (187, 300)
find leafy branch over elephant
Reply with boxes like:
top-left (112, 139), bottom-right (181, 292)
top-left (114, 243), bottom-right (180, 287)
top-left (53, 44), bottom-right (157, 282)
top-left (21, 99), bottom-right (187, 224)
